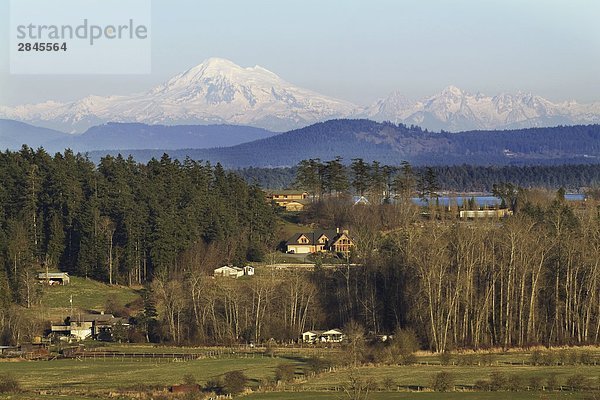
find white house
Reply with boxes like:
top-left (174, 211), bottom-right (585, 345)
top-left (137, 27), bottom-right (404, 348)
top-left (321, 329), bottom-right (345, 342)
top-left (302, 330), bottom-right (324, 343)
top-left (243, 265), bottom-right (255, 276)
top-left (214, 266), bottom-right (244, 278)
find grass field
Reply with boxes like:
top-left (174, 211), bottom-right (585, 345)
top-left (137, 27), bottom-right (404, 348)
top-left (40, 276), bottom-right (141, 311)
top-left (0, 355), bottom-right (298, 393)
top-left (0, 390), bottom-right (596, 400)
top-left (0, 350), bottom-right (599, 399)
top-left (245, 392), bottom-right (596, 400)
top-left (301, 363), bottom-right (600, 390)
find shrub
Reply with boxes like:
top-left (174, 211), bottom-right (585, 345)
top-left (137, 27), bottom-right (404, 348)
top-left (304, 357), bottom-right (332, 376)
top-left (507, 374), bottom-right (523, 391)
top-left (546, 374), bottom-right (558, 391)
top-left (579, 351), bottom-right (593, 365)
top-left (480, 352), bottom-right (495, 366)
top-left (387, 328), bottom-right (420, 365)
top-left (458, 354), bottom-right (477, 366)
top-left (530, 350), bottom-right (543, 366)
top-left (439, 351), bottom-right (452, 366)
top-left (557, 349), bottom-right (568, 365)
top-left (541, 352), bottom-right (557, 366)
top-left (474, 379), bottom-right (490, 391)
top-left (182, 374), bottom-right (197, 385)
top-left (0, 374), bottom-right (21, 393)
top-left (488, 372), bottom-right (507, 391)
top-left (204, 378), bottom-right (224, 395)
top-left (566, 374), bottom-right (589, 391)
top-left (381, 377), bottom-right (395, 391)
top-left (431, 371), bottom-right (454, 392)
top-left (401, 352), bottom-right (417, 365)
top-left (223, 371), bottom-right (248, 395)
top-left (567, 350), bottom-right (579, 365)
top-left (275, 364), bottom-right (296, 383)
top-left (529, 375), bottom-right (543, 391)
top-left (264, 340), bottom-right (275, 358)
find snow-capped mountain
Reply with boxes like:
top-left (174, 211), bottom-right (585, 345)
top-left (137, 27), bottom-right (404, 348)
top-left (0, 58), bottom-right (357, 133)
top-left (2, 58), bottom-right (600, 133)
top-left (364, 85), bottom-right (600, 132)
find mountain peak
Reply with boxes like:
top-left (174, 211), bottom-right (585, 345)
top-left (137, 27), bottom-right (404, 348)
top-left (203, 57), bottom-right (238, 66)
top-left (439, 85), bottom-right (464, 96)
top-left (157, 57), bottom-right (285, 92)
top-left (188, 57), bottom-right (242, 75)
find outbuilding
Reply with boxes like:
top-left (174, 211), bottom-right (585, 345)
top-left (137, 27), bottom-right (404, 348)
top-left (38, 272), bottom-right (70, 285)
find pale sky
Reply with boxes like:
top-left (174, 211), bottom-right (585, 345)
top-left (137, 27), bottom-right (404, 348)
top-left (1, 0), bottom-right (599, 106)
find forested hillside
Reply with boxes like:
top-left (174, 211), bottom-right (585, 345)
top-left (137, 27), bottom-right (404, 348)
top-left (88, 120), bottom-right (600, 167)
top-left (0, 146), bottom-right (276, 306)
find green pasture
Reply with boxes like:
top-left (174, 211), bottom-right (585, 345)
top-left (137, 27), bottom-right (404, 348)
top-left (40, 276), bottom-right (140, 311)
top-left (0, 355), bottom-right (299, 394)
top-left (301, 363), bottom-right (600, 390)
top-left (245, 392), bottom-right (595, 400)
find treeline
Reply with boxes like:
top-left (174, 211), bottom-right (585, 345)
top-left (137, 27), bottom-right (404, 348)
top-left (236, 163), bottom-right (600, 192)
top-left (123, 193), bottom-right (600, 349)
top-left (302, 195), bottom-right (600, 350)
top-left (0, 146), bottom-right (276, 308)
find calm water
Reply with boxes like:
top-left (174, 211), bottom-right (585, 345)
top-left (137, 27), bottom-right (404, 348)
top-left (412, 193), bottom-right (585, 207)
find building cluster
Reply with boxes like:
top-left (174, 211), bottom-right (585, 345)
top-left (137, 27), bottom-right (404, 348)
top-left (301, 329), bottom-right (345, 343)
top-left (50, 312), bottom-right (128, 342)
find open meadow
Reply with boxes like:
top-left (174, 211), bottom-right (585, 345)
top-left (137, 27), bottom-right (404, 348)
top-left (1, 347), bottom-right (599, 399)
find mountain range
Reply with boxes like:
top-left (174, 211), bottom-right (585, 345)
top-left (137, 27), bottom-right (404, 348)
top-left (2, 57), bottom-right (600, 133)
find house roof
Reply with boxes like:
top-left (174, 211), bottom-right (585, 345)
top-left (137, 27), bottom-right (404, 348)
top-left (302, 330), bottom-right (325, 335)
top-left (352, 195), bottom-right (370, 205)
top-left (215, 266), bottom-right (240, 272)
top-left (330, 232), bottom-right (353, 245)
top-left (77, 313), bottom-right (116, 323)
top-left (322, 329), bottom-right (344, 335)
top-left (38, 272), bottom-right (69, 279)
top-left (267, 189), bottom-right (308, 196)
top-left (286, 230), bottom-right (339, 246)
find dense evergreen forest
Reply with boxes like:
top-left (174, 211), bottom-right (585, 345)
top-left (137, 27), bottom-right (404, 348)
top-left (237, 163), bottom-right (600, 192)
top-left (0, 146), bottom-right (276, 307)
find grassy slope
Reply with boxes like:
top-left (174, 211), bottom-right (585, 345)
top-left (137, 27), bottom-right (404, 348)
top-left (38, 276), bottom-right (140, 314)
